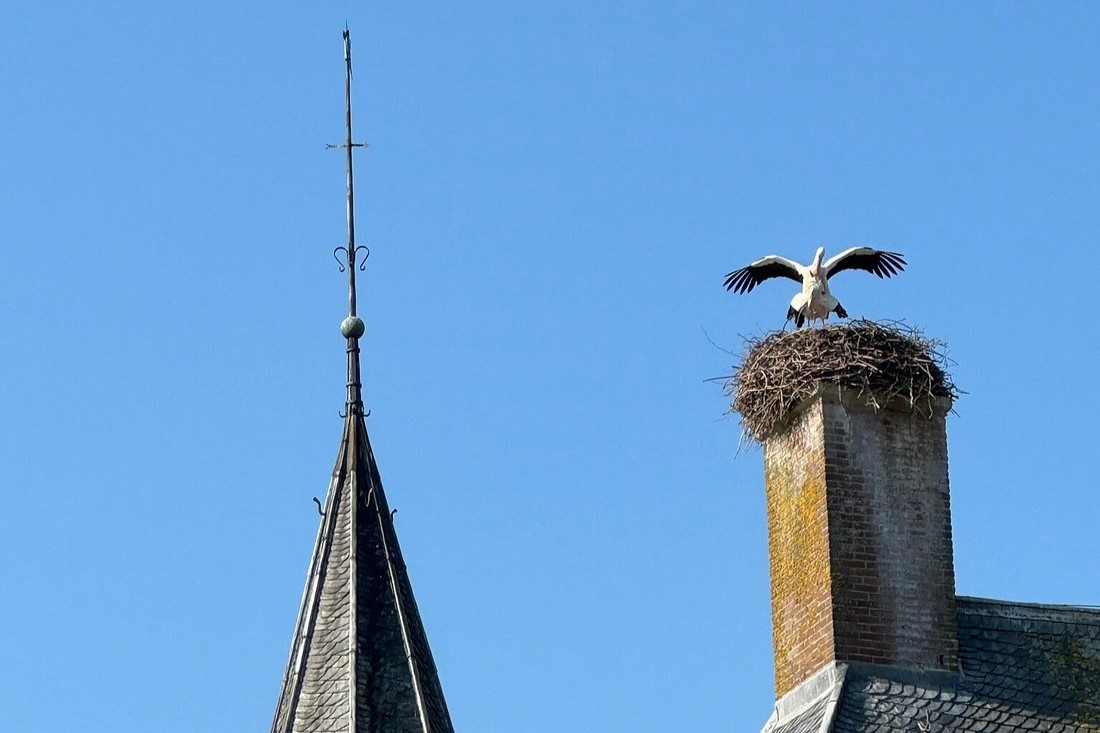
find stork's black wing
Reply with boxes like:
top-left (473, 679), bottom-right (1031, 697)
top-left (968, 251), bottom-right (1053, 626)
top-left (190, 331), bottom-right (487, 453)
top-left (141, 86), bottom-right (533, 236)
top-left (823, 248), bottom-right (906, 280)
top-left (723, 255), bottom-right (804, 294)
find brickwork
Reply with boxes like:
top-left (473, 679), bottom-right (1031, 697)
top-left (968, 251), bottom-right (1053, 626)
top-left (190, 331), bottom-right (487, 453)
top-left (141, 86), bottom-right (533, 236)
top-left (822, 392), bottom-right (958, 673)
top-left (763, 386), bottom-right (957, 698)
top-left (764, 399), bottom-right (836, 698)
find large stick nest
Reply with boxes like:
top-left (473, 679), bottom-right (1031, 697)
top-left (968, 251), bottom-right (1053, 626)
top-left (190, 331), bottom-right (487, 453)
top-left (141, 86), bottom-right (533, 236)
top-left (728, 320), bottom-right (958, 443)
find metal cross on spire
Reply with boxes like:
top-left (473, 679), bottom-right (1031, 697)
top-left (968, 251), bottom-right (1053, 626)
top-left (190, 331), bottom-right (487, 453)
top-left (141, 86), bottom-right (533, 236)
top-left (332, 27), bottom-right (370, 413)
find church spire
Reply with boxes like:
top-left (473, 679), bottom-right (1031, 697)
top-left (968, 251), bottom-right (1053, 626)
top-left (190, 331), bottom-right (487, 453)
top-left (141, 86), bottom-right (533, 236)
top-left (270, 30), bottom-right (455, 733)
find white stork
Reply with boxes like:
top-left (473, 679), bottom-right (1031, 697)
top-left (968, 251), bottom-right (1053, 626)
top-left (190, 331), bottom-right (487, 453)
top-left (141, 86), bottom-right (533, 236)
top-left (724, 247), bottom-right (906, 327)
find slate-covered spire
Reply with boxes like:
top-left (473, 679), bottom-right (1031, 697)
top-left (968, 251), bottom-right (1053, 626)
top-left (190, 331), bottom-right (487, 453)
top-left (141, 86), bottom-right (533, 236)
top-left (270, 30), bottom-right (455, 733)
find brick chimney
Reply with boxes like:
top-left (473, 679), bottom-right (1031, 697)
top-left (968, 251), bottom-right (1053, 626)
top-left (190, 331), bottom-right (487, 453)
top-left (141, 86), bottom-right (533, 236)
top-left (763, 385), bottom-right (958, 698)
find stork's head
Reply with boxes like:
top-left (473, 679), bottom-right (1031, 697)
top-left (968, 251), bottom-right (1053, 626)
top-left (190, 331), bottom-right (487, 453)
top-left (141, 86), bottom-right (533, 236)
top-left (810, 246), bottom-right (825, 276)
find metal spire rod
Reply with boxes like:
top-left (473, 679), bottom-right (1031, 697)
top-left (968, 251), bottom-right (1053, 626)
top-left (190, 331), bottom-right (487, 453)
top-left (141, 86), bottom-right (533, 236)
top-left (335, 27), bottom-right (369, 412)
top-left (343, 27), bottom-right (364, 318)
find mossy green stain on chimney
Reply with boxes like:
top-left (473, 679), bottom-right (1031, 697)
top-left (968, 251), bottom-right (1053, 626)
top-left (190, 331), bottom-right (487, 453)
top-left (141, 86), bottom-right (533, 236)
top-left (764, 417), bottom-right (834, 697)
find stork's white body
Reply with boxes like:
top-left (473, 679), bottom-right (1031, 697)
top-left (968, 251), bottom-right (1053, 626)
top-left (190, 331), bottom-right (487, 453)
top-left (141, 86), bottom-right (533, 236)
top-left (790, 249), bottom-right (839, 325)
top-left (790, 283), bottom-right (839, 325)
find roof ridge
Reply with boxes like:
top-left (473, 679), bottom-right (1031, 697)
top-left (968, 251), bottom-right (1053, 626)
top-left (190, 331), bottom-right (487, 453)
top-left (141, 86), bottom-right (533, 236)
top-left (958, 594), bottom-right (1100, 611)
top-left (958, 595), bottom-right (1100, 627)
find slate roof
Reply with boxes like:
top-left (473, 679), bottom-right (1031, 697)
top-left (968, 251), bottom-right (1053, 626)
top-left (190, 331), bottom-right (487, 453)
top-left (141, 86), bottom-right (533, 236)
top-left (269, 414), bottom-right (455, 733)
top-left (762, 597), bottom-right (1100, 733)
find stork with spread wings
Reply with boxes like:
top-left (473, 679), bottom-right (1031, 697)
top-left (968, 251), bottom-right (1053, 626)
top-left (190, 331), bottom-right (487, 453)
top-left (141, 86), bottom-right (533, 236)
top-left (724, 247), bottom-right (906, 328)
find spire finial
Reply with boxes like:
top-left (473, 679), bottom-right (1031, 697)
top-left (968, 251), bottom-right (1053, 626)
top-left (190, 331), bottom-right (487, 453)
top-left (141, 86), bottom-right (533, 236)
top-left (331, 27), bottom-right (369, 412)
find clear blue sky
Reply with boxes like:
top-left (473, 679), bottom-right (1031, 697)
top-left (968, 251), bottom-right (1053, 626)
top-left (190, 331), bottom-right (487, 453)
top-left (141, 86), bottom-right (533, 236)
top-left (2, 3), bottom-right (1099, 731)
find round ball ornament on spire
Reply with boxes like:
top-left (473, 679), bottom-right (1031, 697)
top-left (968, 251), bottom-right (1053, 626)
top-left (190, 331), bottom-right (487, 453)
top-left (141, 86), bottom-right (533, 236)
top-left (341, 315), bottom-right (365, 339)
